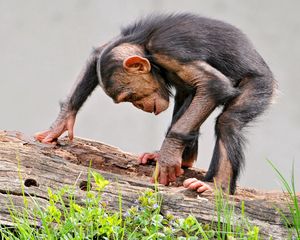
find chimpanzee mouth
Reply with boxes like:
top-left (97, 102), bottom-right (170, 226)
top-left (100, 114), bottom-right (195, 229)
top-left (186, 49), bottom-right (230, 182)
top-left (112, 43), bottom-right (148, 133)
top-left (153, 103), bottom-right (157, 115)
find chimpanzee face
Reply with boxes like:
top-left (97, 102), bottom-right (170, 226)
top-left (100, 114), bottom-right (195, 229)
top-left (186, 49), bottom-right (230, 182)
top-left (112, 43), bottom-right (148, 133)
top-left (103, 55), bottom-right (169, 115)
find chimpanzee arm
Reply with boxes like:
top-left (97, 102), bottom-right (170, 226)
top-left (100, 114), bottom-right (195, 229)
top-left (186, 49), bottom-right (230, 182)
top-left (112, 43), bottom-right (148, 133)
top-left (35, 46), bottom-right (104, 143)
top-left (152, 54), bottom-right (239, 185)
top-left (138, 88), bottom-right (194, 166)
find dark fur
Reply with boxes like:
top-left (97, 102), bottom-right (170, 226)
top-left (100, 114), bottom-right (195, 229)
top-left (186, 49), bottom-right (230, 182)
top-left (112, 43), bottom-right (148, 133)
top-left (60, 47), bottom-right (103, 114)
top-left (64, 13), bottom-right (275, 193)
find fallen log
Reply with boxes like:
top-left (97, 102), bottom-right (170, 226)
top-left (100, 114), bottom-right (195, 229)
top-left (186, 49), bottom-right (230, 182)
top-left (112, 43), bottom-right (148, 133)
top-left (0, 130), bottom-right (297, 239)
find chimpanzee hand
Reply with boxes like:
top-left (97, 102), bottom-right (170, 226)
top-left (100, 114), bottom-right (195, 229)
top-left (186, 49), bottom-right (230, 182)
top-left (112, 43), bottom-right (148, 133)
top-left (35, 111), bottom-right (76, 144)
top-left (151, 139), bottom-right (184, 185)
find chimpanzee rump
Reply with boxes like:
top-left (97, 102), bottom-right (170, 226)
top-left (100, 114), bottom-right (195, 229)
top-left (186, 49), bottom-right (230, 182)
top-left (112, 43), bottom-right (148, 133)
top-left (35, 13), bottom-right (276, 194)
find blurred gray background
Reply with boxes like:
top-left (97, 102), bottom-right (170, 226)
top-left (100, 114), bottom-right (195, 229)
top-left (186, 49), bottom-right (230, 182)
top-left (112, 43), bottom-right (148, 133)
top-left (1, 0), bottom-right (299, 191)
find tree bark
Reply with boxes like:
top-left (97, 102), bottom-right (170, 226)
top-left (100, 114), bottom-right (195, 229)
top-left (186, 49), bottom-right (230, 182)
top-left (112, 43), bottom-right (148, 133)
top-left (0, 130), bottom-right (298, 239)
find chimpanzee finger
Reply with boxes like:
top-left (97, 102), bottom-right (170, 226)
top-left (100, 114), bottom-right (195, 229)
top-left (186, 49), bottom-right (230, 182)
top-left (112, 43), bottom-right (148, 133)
top-left (67, 118), bottom-right (75, 141)
top-left (42, 128), bottom-right (63, 143)
top-left (175, 165), bottom-right (184, 177)
top-left (138, 153), bottom-right (146, 163)
top-left (140, 154), bottom-right (153, 164)
top-left (141, 156), bottom-right (150, 164)
top-left (34, 131), bottom-right (50, 142)
top-left (197, 184), bottom-right (212, 193)
top-left (68, 127), bottom-right (74, 141)
top-left (183, 178), bottom-right (198, 188)
top-left (42, 133), bottom-right (58, 144)
top-left (168, 167), bottom-right (177, 182)
top-left (35, 130), bottom-right (58, 144)
top-left (159, 167), bottom-right (169, 185)
top-left (138, 153), bottom-right (158, 164)
top-left (186, 180), bottom-right (206, 190)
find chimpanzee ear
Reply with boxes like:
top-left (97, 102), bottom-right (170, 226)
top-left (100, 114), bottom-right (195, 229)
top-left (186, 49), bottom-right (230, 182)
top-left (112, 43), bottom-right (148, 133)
top-left (123, 55), bottom-right (151, 74)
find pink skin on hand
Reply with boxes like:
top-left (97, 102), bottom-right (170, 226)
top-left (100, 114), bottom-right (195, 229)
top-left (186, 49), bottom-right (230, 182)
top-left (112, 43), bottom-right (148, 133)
top-left (183, 178), bottom-right (212, 193)
top-left (35, 114), bottom-right (76, 144)
top-left (153, 164), bottom-right (184, 185)
top-left (138, 152), bottom-right (184, 185)
top-left (138, 152), bottom-right (159, 164)
top-left (138, 152), bottom-right (211, 192)
top-left (138, 152), bottom-right (210, 192)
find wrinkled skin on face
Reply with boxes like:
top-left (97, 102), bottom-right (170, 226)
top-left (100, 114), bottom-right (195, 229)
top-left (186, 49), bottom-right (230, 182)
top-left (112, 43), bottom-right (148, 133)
top-left (113, 82), bottom-right (169, 115)
top-left (105, 55), bottom-right (169, 115)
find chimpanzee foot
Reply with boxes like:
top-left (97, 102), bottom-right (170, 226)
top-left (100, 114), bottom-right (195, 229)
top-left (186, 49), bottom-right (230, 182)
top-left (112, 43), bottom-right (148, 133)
top-left (183, 178), bottom-right (213, 193)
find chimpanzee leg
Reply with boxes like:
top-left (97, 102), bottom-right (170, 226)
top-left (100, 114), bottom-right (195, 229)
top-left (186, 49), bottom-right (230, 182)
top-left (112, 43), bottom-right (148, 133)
top-left (138, 90), bottom-right (197, 166)
top-left (181, 138), bottom-right (198, 168)
top-left (204, 75), bottom-right (275, 194)
top-left (139, 90), bottom-right (199, 167)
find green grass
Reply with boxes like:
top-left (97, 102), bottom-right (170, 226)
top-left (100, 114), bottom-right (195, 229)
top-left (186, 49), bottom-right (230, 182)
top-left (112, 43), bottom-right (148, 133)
top-left (214, 189), bottom-right (260, 240)
top-left (0, 170), bottom-right (265, 240)
top-left (0, 172), bottom-right (212, 239)
top-left (268, 160), bottom-right (300, 239)
top-left (0, 155), bottom-right (297, 239)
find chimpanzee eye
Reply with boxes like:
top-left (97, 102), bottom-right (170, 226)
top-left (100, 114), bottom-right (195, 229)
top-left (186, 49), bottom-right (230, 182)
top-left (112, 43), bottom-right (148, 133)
top-left (124, 93), bottom-right (134, 102)
top-left (125, 95), bottom-right (133, 101)
top-left (124, 93), bottom-right (143, 102)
